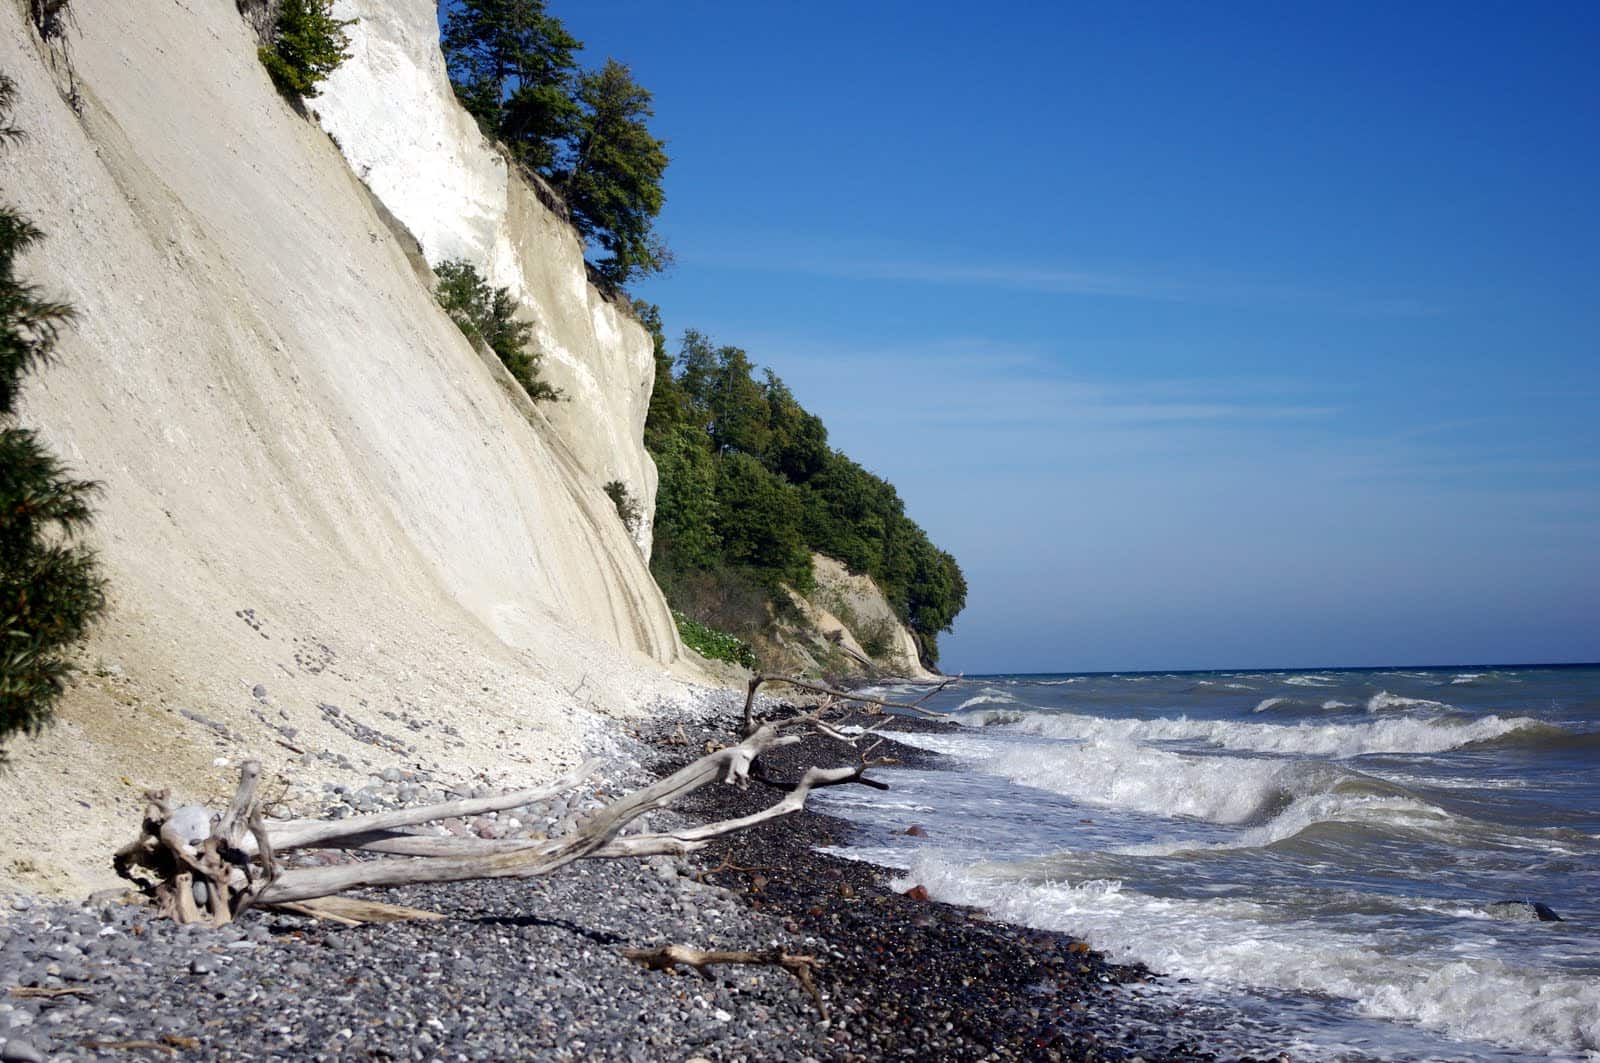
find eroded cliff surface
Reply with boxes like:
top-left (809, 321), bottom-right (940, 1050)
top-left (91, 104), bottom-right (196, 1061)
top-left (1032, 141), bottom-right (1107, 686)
top-left (0, 1), bottom-right (691, 895)
top-left (314, 0), bottom-right (659, 559)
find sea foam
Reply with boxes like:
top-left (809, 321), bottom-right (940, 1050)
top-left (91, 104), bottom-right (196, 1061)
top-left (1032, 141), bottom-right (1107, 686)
top-left (896, 854), bottom-right (1600, 1057)
top-left (950, 706), bottom-right (1542, 759)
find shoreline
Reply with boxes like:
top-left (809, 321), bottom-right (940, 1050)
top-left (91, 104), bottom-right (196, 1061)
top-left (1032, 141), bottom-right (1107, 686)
top-left (0, 702), bottom-right (1282, 1061)
top-left (657, 708), bottom-right (1285, 1062)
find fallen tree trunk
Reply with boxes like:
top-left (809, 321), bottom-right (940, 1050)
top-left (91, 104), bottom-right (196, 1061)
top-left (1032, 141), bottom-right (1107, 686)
top-left (113, 694), bottom-right (902, 925)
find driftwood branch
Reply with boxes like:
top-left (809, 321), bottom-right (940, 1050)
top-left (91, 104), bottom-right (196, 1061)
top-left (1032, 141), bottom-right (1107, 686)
top-left (113, 701), bottom-right (894, 923)
top-left (623, 944), bottom-right (827, 1019)
top-left (740, 674), bottom-right (957, 735)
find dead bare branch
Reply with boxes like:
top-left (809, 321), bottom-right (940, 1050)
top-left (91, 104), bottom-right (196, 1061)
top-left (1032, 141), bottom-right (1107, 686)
top-left (113, 696), bottom-right (901, 924)
top-left (10, 986), bottom-right (94, 1000)
top-left (741, 673), bottom-right (958, 734)
top-left (622, 944), bottom-right (827, 1019)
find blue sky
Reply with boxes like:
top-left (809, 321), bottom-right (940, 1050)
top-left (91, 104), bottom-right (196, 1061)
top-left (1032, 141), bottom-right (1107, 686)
top-left (555, 1), bottom-right (1599, 673)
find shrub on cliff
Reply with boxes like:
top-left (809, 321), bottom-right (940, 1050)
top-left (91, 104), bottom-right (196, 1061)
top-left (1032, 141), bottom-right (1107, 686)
top-left (434, 259), bottom-right (559, 403)
top-left (257, 0), bottom-right (353, 101)
top-left (672, 610), bottom-right (757, 671)
top-left (603, 480), bottom-right (641, 537)
top-left (0, 74), bottom-right (106, 763)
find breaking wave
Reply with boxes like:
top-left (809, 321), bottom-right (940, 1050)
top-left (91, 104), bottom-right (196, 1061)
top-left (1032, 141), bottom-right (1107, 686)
top-left (952, 706), bottom-right (1545, 759)
top-left (1366, 691), bottom-right (1453, 713)
top-left (896, 855), bottom-right (1600, 1057)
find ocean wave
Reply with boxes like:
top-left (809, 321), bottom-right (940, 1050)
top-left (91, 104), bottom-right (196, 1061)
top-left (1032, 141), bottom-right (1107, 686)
top-left (1253, 696), bottom-right (1293, 713)
top-left (954, 690), bottom-right (1021, 712)
top-left (982, 739), bottom-right (1318, 823)
top-left (895, 855), bottom-right (1600, 1057)
top-left (1284, 675), bottom-right (1337, 687)
top-left (1123, 784), bottom-right (1450, 853)
top-left (1320, 699), bottom-right (1355, 710)
top-left (1366, 690), bottom-right (1453, 713)
top-left (955, 706), bottom-right (1545, 759)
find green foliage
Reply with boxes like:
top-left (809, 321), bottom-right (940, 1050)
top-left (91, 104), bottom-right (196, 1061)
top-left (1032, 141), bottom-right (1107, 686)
top-left (643, 326), bottom-right (966, 667)
top-left (602, 480), bottom-right (640, 537)
top-left (258, 0), bottom-right (353, 101)
top-left (634, 300), bottom-right (689, 455)
top-left (441, 0), bottom-right (580, 170)
top-left (434, 259), bottom-right (559, 403)
top-left (440, 4), bottom-right (669, 288)
top-left (713, 453), bottom-right (812, 592)
top-left (671, 611), bottom-right (756, 671)
top-left (649, 424), bottom-right (720, 574)
top-left (855, 616), bottom-right (897, 661)
top-left (0, 74), bottom-right (106, 763)
top-left (558, 59), bottom-right (670, 287)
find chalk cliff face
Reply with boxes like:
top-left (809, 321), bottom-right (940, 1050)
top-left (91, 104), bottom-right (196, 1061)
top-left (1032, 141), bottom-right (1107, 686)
top-left (760, 555), bottom-right (939, 681)
top-left (0, 1), bottom-right (691, 894)
top-left (314, 0), bottom-right (658, 560)
top-left (808, 556), bottom-right (939, 682)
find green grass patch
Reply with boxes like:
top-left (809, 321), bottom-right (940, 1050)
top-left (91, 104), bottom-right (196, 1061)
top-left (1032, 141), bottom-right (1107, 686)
top-left (672, 610), bottom-right (756, 671)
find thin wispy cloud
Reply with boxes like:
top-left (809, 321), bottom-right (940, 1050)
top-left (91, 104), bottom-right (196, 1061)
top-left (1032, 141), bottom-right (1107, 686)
top-left (676, 238), bottom-right (1442, 316)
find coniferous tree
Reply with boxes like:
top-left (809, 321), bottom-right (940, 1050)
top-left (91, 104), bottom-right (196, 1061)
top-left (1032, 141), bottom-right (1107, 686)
top-left (559, 59), bottom-right (669, 287)
top-left (634, 301), bottom-right (689, 453)
top-left (441, 0), bottom-right (581, 171)
top-left (0, 74), bottom-right (105, 763)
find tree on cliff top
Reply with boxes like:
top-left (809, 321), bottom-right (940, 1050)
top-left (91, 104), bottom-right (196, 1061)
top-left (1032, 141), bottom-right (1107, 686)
top-left (441, 4), bottom-right (670, 288)
top-left (441, 0), bottom-right (581, 170)
top-left (0, 73), bottom-right (106, 764)
top-left (556, 59), bottom-right (670, 287)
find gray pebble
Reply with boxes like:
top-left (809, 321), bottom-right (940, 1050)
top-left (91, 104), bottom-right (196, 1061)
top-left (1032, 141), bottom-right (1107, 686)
top-left (1, 1038), bottom-right (44, 1063)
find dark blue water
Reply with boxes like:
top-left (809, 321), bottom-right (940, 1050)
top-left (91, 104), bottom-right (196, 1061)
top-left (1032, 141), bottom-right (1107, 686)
top-left (816, 665), bottom-right (1600, 1060)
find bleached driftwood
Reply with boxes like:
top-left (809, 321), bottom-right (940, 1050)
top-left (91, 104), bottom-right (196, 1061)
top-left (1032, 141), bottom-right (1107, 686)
top-left (113, 697), bottom-right (896, 925)
top-left (738, 672), bottom-right (958, 735)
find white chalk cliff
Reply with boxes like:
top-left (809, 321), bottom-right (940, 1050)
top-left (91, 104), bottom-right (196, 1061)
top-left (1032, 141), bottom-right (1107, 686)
top-left (315, 0), bottom-right (660, 560)
top-left (0, 0), bottom-right (696, 895)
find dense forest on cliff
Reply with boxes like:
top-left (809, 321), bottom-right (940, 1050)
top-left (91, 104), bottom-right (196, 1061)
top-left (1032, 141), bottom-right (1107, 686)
top-left (636, 308), bottom-right (966, 667)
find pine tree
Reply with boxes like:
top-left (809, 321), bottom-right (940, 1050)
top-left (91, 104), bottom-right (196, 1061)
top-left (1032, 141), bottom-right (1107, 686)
top-left (0, 73), bottom-right (105, 763)
top-left (560, 59), bottom-right (669, 287)
top-left (441, 0), bottom-right (581, 170)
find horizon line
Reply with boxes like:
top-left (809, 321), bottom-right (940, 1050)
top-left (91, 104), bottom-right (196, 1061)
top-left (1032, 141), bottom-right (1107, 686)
top-left (957, 660), bottom-right (1600, 679)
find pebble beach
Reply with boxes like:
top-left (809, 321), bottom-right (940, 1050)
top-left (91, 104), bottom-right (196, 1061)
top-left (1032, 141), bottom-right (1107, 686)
top-left (0, 706), bottom-right (1283, 1061)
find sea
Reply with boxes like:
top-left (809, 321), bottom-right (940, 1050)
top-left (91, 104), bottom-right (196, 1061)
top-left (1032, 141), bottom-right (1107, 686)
top-left (814, 665), bottom-right (1600, 1061)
